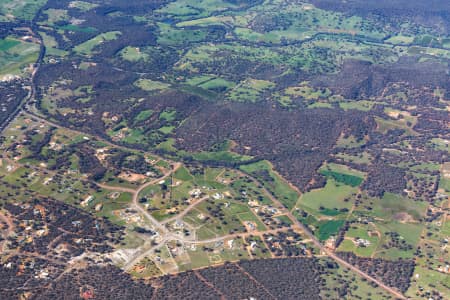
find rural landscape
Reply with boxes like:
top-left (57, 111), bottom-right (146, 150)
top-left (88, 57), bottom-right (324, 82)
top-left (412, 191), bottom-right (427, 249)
top-left (0, 0), bottom-right (449, 299)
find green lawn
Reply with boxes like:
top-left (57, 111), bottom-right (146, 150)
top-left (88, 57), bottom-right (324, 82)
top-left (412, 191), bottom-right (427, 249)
top-left (317, 220), bottom-right (345, 241)
top-left (300, 178), bottom-right (357, 213)
top-left (74, 31), bottom-right (121, 54)
top-left (240, 160), bottom-right (299, 210)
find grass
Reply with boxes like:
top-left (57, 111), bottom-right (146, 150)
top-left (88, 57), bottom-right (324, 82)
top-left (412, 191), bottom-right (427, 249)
top-left (407, 265), bottom-right (450, 299)
top-left (198, 77), bottom-right (235, 91)
top-left (317, 220), bottom-right (345, 241)
top-left (275, 215), bottom-right (293, 226)
top-left (336, 134), bottom-right (366, 149)
top-left (335, 152), bottom-right (371, 165)
top-left (119, 46), bottom-right (149, 61)
top-left (339, 101), bottom-right (374, 111)
top-left (237, 211), bottom-right (266, 231)
top-left (176, 15), bottom-right (233, 27)
top-left (158, 126), bottom-right (175, 134)
top-left (58, 24), bottom-right (97, 33)
top-left (374, 222), bottom-right (423, 259)
top-left (129, 257), bottom-right (162, 279)
top-left (319, 163), bottom-right (365, 187)
top-left (337, 224), bottom-right (380, 257)
top-left (300, 178), bottom-right (357, 213)
top-left (240, 160), bottom-right (299, 210)
top-left (134, 109), bottom-right (154, 123)
top-left (428, 138), bottom-right (450, 153)
top-left (0, 37), bottom-right (40, 76)
top-left (385, 35), bottom-right (414, 45)
top-left (285, 82), bottom-right (331, 100)
top-left (74, 31), bottom-right (121, 54)
top-left (157, 22), bottom-right (208, 45)
top-left (375, 116), bottom-right (416, 135)
top-left (361, 192), bottom-right (427, 221)
top-left (159, 109), bottom-right (177, 121)
top-left (40, 32), bottom-right (68, 57)
top-left (0, 0), bottom-right (47, 21)
top-left (192, 199), bottom-right (249, 238)
top-left (173, 166), bottom-right (193, 181)
top-left (0, 38), bottom-right (20, 51)
top-left (43, 8), bottom-right (68, 24)
top-left (134, 79), bottom-right (170, 92)
top-left (227, 79), bottom-right (275, 103)
top-left (440, 177), bottom-right (450, 192)
top-left (156, 0), bottom-right (237, 19)
top-left (68, 1), bottom-right (98, 12)
top-left (234, 27), bottom-right (279, 43)
top-left (190, 150), bottom-right (252, 163)
top-left (323, 258), bottom-right (393, 299)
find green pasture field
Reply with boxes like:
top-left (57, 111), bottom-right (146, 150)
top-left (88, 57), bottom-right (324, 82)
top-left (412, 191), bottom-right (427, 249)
top-left (244, 236), bottom-right (271, 258)
top-left (354, 192), bottom-right (427, 221)
top-left (159, 109), bottom-right (177, 121)
top-left (0, 38), bottom-right (19, 50)
top-left (40, 32), bottom-right (68, 57)
top-left (407, 264), bottom-right (450, 299)
top-left (0, 37), bottom-right (39, 76)
top-left (119, 46), bottom-right (149, 62)
top-left (158, 126), bottom-right (175, 134)
top-left (334, 152), bottom-right (372, 165)
top-left (385, 35), bottom-right (414, 45)
top-left (317, 220), bottom-right (345, 241)
top-left (157, 22), bottom-right (208, 45)
top-left (236, 211), bottom-right (266, 231)
top-left (0, 0), bottom-right (47, 20)
top-left (339, 101), bottom-right (374, 111)
top-left (230, 177), bottom-right (273, 206)
top-left (188, 150), bottom-right (252, 163)
top-left (440, 177), bottom-right (450, 192)
top-left (134, 79), bottom-right (170, 92)
top-left (74, 31), bottom-right (121, 54)
top-left (234, 27), bottom-right (279, 43)
top-left (68, 1), bottom-right (99, 12)
top-left (129, 257), bottom-right (162, 279)
top-left (43, 8), bottom-right (69, 25)
top-left (156, 0), bottom-right (237, 19)
top-left (240, 160), bottom-right (299, 210)
top-left (319, 163), bottom-right (365, 187)
top-left (323, 258), bottom-right (393, 299)
top-left (336, 223), bottom-right (380, 257)
top-left (198, 77), bottom-right (235, 91)
top-left (227, 79), bottom-right (275, 103)
top-left (335, 134), bottom-right (366, 149)
top-left (375, 116), bottom-right (417, 135)
top-left (284, 82), bottom-right (331, 100)
top-left (428, 138), bottom-right (450, 153)
top-left (173, 166), bottom-right (194, 181)
top-left (299, 178), bottom-right (357, 213)
top-left (374, 222), bottom-right (423, 259)
top-left (176, 15), bottom-right (233, 28)
top-left (193, 199), bottom-right (250, 238)
top-left (134, 109), bottom-right (154, 123)
top-left (58, 24), bottom-right (97, 33)
top-left (275, 215), bottom-right (293, 226)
